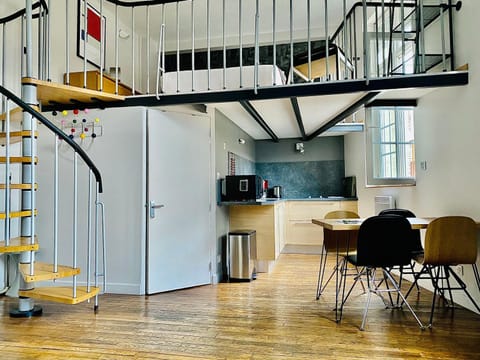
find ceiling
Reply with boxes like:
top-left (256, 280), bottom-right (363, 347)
top-left (212, 87), bottom-right (435, 141)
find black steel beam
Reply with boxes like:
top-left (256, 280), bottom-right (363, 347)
top-left (42, 71), bottom-right (468, 112)
top-left (239, 101), bottom-right (279, 143)
top-left (290, 97), bottom-right (307, 140)
top-left (305, 92), bottom-right (380, 141)
top-left (366, 99), bottom-right (418, 107)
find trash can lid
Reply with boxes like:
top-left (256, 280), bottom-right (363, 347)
top-left (229, 229), bottom-right (256, 235)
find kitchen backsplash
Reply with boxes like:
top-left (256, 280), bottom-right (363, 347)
top-left (256, 160), bottom-right (345, 199)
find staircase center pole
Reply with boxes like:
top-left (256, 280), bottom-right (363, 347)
top-left (11, 0), bottom-right (42, 318)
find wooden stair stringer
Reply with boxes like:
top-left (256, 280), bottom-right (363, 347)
top-left (18, 286), bottom-right (100, 305)
top-left (19, 262), bottom-right (80, 283)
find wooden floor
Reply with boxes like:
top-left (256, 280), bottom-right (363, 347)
top-left (1, 254), bottom-right (480, 359)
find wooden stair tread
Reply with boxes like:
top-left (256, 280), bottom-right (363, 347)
top-left (18, 286), bottom-right (100, 305)
top-left (22, 77), bottom-right (126, 106)
top-left (0, 106), bottom-right (39, 123)
top-left (0, 183), bottom-right (38, 190)
top-left (0, 156), bottom-right (38, 164)
top-left (0, 236), bottom-right (38, 253)
top-left (0, 209), bottom-right (38, 220)
top-left (19, 261), bottom-right (80, 282)
top-left (0, 131), bottom-right (39, 145)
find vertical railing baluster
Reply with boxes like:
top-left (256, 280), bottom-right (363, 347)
top-left (72, 153), bottom-right (78, 299)
top-left (440, 0), bottom-right (447, 71)
top-left (99, 0), bottom-right (104, 91)
top-left (239, 0), bottom-right (243, 88)
top-left (21, 17), bottom-right (25, 78)
top-left (254, 0), bottom-right (259, 94)
top-left (65, 0), bottom-right (70, 84)
top-left (192, 0), bottom-right (196, 91)
top-left (289, 0), bottom-right (293, 84)
top-left (53, 134), bottom-right (59, 273)
top-left (419, 0), bottom-right (426, 73)
top-left (115, 4), bottom-right (119, 94)
top-left (37, 3), bottom-right (43, 79)
top-left (222, 0), bottom-right (226, 89)
top-left (29, 97), bottom-right (36, 276)
top-left (382, 0), bottom-right (386, 77)
top-left (207, 0), bottom-right (211, 90)
top-left (353, 11), bottom-right (358, 78)
top-left (4, 100), bottom-right (10, 247)
top-left (401, 0), bottom-right (406, 74)
top-left (2, 24), bottom-right (5, 111)
top-left (375, 8), bottom-right (379, 77)
top-left (176, 2), bottom-right (180, 92)
top-left (307, 0), bottom-right (311, 81)
top-left (87, 171), bottom-right (92, 293)
top-left (363, 0), bottom-right (369, 83)
top-left (343, 0), bottom-right (348, 79)
top-left (146, 6), bottom-right (150, 94)
top-left (131, 7), bottom-right (135, 94)
top-left (46, 0), bottom-right (51, 80)
top-left (324, 0), bottom-right (329, 81)
top-left (272, 0), bottom-right (277, 85)
top-left (82, 0), bottom-right (87, 87)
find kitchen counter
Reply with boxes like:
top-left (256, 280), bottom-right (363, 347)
top-left (220, 197), bottom-right (357, 205)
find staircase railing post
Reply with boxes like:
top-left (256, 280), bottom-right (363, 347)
top-left (72, 152), bottom-right (78, 299)
top-left (325, 0), bottom-right (329, 81)
top-left (363, 0), bottom-right (369, 83)
top-left (4, 100), bottom-right (11, 246)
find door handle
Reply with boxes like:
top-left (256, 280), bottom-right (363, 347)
top-left (149, 201), bottom-right (165, 219)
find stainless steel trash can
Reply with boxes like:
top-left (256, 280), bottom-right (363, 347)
top-left (228, 230), bottom-right (256, 281)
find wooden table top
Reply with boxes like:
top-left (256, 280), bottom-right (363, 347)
top-left (312, 217), bottom-right (431, 231)
top-left (312, 217), bottom-right (480, 231)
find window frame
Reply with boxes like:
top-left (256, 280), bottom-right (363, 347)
top-left (365, 106), bottom-right (416, 187)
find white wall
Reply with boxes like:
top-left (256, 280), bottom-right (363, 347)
top-left (36, 107), bottom-right (147, 295)
top-left (344, 0), bottom-right (480, 312)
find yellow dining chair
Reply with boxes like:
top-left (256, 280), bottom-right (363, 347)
top-left (404, 216), bottom-right (480, 327)
top-left (316, 210), bottom-right (361, 300)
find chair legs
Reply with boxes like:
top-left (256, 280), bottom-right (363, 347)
top-left (428, 265), bottom-right (480, 327)
top-left (351, 267), bottom-right (424, 331)
top-left (405, 264), bottom-right (480, 328)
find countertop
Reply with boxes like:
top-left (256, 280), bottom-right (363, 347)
top-left (219, 197), bottom-right (357, 206)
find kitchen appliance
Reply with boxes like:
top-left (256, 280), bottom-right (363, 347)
top-left (268, 185), bottom-right (282, 198)
top-left (224, 175), bottom-right (263, 201)
top-left (342, 176), bottom-right (357, 198)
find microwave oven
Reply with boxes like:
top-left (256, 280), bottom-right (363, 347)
top-left (223, 175), bottom-right (263, 201)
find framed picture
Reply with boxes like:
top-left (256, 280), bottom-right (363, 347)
top-left (77, 0), bottom-right (106, 69)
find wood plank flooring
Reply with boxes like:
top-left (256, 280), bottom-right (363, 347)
top-left (1, 254), bottom-right (479, 359)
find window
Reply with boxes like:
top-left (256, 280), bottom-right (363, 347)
top-left (365, 106), bottom-right (415, 186)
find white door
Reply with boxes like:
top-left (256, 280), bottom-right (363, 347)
top-left (147, 109), bottom-right (211, 294)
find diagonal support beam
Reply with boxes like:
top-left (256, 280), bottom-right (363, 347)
top-left (239, 100), bottom-right (279, 142)
top-left (290, 97), bottom-right (307, 140)
top-left (305, 92), bottom-right (380, 141)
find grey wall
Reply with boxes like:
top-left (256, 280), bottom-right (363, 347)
top-left (214, 109), bottom-right (256, 281)
top-left (255, 137), bottom-right (345, 198)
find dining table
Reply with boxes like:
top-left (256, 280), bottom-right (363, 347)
top-left (311, 217), bottom-right (431, 322)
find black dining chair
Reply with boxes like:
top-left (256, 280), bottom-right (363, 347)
top-left (343, 215), bottom-right (424, 331)
top-left (379, 208), bottom-right (424, 295)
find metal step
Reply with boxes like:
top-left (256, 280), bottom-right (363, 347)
top-left (19, 262), bottom-right (80, 283)
top-left (18, 286), bottom-right (100, 305)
